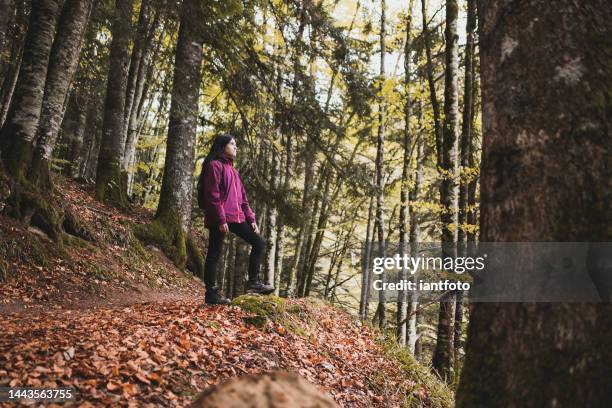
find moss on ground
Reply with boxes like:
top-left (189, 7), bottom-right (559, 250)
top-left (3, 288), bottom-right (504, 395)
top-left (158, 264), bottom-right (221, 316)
top-left (232, 294), bottom-right (307, 332)
top-left (377, 334), bottom-right (454, 408)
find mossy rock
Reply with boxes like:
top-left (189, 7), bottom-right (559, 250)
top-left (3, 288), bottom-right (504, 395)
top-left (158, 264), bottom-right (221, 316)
top-left (232, 294), bottom-right (286, 318)
top-left (231, 295), bottom-right (310, 336)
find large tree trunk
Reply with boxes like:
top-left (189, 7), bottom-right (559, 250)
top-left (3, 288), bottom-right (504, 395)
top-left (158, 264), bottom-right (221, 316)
top-left (94, 0), bottom-right (133, 206)
top-left (431, 0), bottom-right (460, 382)
top-left (134, 0), bottom-right (204, 276)
top-left (0, 0), bottom-right (61, 181)
top-left (30, 0), bottom-right (94, 190)
top-left (397, 0), bottom-right (415, 347)
top-left (456, 1), bottom-right (612, 406)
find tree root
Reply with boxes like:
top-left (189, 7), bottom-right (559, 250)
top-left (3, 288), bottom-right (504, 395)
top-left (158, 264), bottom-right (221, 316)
top-left (1, 176), bottom-right (96, 245)
top-left (134, 212), bottom-right (204, 278)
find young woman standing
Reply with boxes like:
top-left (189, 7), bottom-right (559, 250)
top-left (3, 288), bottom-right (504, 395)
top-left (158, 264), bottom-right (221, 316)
top-left (197, 134), bottom-right (274, 305)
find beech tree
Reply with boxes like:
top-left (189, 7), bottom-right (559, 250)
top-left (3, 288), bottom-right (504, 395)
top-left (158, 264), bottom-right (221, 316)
top-left (30, 0), bottom-right (94, 189)
top-left (457, 0), bottom-right (612, 405)
top-left (134, 0), bottom-right (207, 275)
top-left (95, 0), bottom-right (134, 206)
top-left (0, 0), bottom-right (62, 180)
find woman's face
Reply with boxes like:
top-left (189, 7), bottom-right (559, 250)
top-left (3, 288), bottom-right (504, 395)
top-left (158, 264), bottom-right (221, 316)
top-left (224, 138), bottom-right (237, 159)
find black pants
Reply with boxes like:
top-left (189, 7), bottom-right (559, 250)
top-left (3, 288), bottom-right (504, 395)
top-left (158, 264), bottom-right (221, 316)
top-left (204, 221), bottom-right (266, 290)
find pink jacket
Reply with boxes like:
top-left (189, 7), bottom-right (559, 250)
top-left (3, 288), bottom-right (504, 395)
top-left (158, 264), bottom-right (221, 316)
top-left (198, 157), bottom-right (256, 228)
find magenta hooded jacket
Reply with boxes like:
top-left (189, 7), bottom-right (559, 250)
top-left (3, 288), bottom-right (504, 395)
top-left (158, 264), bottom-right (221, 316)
top-left (198, 156), bottom-right (256, 228)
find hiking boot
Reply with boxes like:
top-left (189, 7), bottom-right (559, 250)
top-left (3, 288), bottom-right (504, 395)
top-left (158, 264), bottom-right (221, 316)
top-left (205, 287), bottom-right (231, 305)
top-left (246, 280), bottom-right (275, 295)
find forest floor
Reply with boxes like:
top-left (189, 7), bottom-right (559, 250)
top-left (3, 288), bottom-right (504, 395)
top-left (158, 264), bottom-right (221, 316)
top-left (0, 177), bottom-right (453, 407)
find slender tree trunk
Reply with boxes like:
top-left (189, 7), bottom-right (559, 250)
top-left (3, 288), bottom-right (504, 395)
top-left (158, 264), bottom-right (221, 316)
top-left (457, 1), bottom-right (612, 406)
top-left (95, 0), bottom-right (133, 206)
top-left (275, 7), bottom-right (306, 297)
top-left (80, 99), bottom-right (104, 181)
top-left (61, 89), bottom-right (90, 177)
top-left (0, 0), bottom-right (13, 63)
top-left (467, 69), bottom-right (479, 243)
top-left (397, 0), bottom-right (415, 347)
top-left (0, 0), bottom-right (28, 128)
top-left (432, 0), bottom-right (460, 382)
top-left (122, 0), bottom-right (150, 148)
top-left (421, 0), bottom-right (443, 166)
top-left (30, 0), bottom-right (94, 190)
top-left (303, 169), bottom-right (332, 297)
top-left (374, 0), bottom-right (388, 330)
top-left (126, 19), bottom-right (162, 196)
top-left (263, 146), bottom-right (279, 286)
top-left (408, 135), bottom-right (424, 356)
top-left (0, 0), bottom-right (62, 180)
top-left (454, 0), bottom-right (476, 361)
top-left (359, 193), bottom-right (375, 320)
top-left (298, 165), bottom-right (323, 297)
top-left (0, 46), bottom-right (22, 128)
top-left (123, 1), bottom-right (159, 183)
top-left (287, 138), bottom-right (314, 297)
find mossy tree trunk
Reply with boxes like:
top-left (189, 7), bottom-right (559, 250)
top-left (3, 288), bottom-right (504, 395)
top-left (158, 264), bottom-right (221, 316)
top-left (30, 0), bottom-right (94, 191)
top-left (0, 0), bottom-right (62, 182)
top-left (94, 0), bottom-right (133, 207)
top-left (456, 1), bottom-right (612, 406)
top-left (135, 0), bottom-right (204, 276)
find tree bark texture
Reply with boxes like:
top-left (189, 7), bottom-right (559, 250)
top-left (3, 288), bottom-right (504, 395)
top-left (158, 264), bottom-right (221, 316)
top-left (134, 0), bottom-right (204, 277)
top-left (457, 1), bottom-right (612, 406)
top-left (30, 0), bottom-right (94, 189)
top-left (0, 0), bottom-right (61, 180)
top-left (95, 0), bottom-right (134, 206)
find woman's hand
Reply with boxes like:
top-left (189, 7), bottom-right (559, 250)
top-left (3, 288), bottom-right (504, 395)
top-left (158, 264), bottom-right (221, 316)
top-left (219, 223), bottom-right (229, 234)
top-left (251, 222), bottom-right (260, 234)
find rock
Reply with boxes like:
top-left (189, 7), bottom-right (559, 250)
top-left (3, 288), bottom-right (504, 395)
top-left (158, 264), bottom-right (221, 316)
top-left (191, 371), bottom-right (338, 408)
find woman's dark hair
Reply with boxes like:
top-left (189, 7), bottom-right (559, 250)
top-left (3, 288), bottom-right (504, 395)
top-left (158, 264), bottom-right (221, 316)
top-left (197, 133), bottom-right (234, 208)
top-left (202, 133), bottom-right (234, 172)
